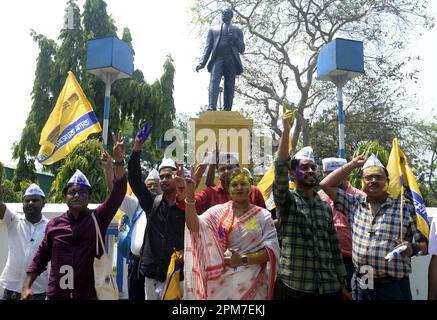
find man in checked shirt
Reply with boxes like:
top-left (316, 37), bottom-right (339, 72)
top-left (273, 110), bottom-right (350, 300)
top-left (320, 154), bottom-right (428, 300)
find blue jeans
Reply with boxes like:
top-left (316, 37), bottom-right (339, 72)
top-left (356, 276), bottom-right (412, 300)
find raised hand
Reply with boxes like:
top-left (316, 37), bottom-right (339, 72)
top-left (134, 123), bottom-right (152, 152)
top-left (101, 149), bottom-right (112, 169)
top-left (112, 131), bottom-right (125, 162)
top-left (175, 162), bottom-right (185, 177)
top-left (352, 155), bottom-right (367, 169)
top-left (185, 176), bottom-right (196, 201)
top-left (282, 101), bottom-right (296, 130)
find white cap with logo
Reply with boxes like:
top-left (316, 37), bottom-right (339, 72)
top-left (67, 169), bottom-right (91, 187)
top-left (322, 157), bottom-right (347, 172)
top-left (293, 146), bottom-right (315, 163)
top-left (23, 184), bottom-right (45, 198)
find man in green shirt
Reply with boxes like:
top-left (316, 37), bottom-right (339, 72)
top-left (273, 110), bottom-right (349, 300)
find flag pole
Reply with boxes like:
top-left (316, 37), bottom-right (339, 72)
top-left (337, 85), bottom-right (346, 158)
top-left (400, 186), bottom-right (404, 242)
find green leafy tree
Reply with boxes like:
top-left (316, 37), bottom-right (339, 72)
top-left (12, 0), bottom-right (177, 198)
top-left (12, 32), bottom-right (57, 191)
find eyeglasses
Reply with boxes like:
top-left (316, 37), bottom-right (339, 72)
top-left (362, 174), bottom-right (386, 182)
top-left (66, 189), bottom-right (89, 197)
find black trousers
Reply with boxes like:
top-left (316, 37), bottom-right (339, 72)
top-left (208, 55), bottom-right (237, 110)
top-left (128, 257), bottom-right (146, 300)
top-left (3, 288), bottom-right (46, 300)
top-left (273, 279), bottom-right (342, 300)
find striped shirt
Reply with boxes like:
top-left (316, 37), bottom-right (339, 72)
top-left (273, 159), bottom-right (346, 294)
top-left (335, 188), bottom-right (426, 278)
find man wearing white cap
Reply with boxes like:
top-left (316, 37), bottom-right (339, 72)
top-left (318, 157), bottom-right (366, 294)
top-left (273, 110), bottom-right (349, 300)
top-left (0, 183), bottom-right (48, 300)
top-left (22, 136), bottom-right (127, 300)
top-left (145, 169), bottom-right (161, 195)
top-left (320, 154), bottom-right (428, 300)
top-left (128, 129), bottom-right (185, 300)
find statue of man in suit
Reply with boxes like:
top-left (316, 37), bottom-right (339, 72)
top-left (196, 8), bottom-right (245, 111)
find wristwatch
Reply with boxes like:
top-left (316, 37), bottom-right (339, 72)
top-left (241, 255), bottom-right (249, 266)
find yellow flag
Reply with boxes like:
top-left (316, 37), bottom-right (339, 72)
top-left (37, 71), bottom-right (102, 165)
top-left (387, 138), bottom-right (430, 238)
top-left (162, 251), bottom-right (182, 300)
top-left (257, 164), bottom-right (295, 211)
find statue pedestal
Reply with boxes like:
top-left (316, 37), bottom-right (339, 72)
top-left (189, 111), bottom-right (253, 191)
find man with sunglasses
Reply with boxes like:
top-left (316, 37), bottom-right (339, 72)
top-left (272, 110), bottom-right (349, 300)
top-left (22, 136), bottom-right (127, 300)
top-left (320, 154), bottom-right (428, 300)
top-left (128, 131), bottom-right (184, 300)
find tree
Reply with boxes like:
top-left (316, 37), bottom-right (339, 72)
top-left (0, 162), bottom-right (21, 203)
top-left (12, 0), bottom-right (177, 195)
top-left (192, 0), bottom-right (434, 154)
top-left (12, 32), bottom-right (57, 190)
top-left (406, 118), bottom-right (437, 206)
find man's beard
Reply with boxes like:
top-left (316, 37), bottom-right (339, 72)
top-left (298, 177), bottom-right (318, 188)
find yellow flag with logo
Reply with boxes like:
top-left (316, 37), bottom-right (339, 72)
top-left (37, 71), bottom-right (102, 165)
top-left (162, 251), bottom-right (182, 300)
top-left (387, 138), bottom-right (430, 238)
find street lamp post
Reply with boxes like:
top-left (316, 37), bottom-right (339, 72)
top-left (317, 38), bottom-right (364, 158)
top-left (86, 36), bottom-right (133, 149)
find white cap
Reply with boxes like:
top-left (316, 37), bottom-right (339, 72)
top-left (24, 183), bottom-right (45, 198)
top-left (362, 154), bottom-right (385, 170)
top-left (67, 169), bottom-right (91, 187)
top-left (158, 158), bottom-right (177, 171)
top-left (293, 146), bottom-right (315, 163)
top-left (146, 169), bottom-right (160, 180)
top-left (322, 157), bottom-right (347, 172)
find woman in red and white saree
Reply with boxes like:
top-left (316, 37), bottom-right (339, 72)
top-left (183, 169), bottom-right (280, 300)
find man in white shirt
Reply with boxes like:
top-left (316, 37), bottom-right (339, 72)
top-left (108, 165), bottom-right (161, 300)
top-left (0, 184), bottom-right (49, 300)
